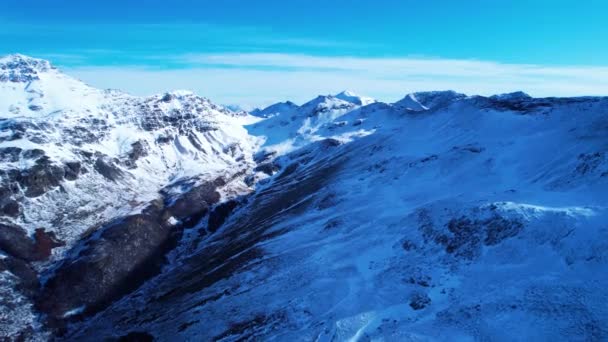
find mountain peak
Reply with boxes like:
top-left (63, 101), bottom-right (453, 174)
top-left (251, 101), bottom-right (299, 117)
top-left (395, 90), bottom-right (467, 111)
top-left (301, 94), bottom-right (345, 108)
top-left (334, 90), bottom-right (376, 105)
top-left (0, 53), bottom-right (54, 82)
top-left (394, 93), bottom-right (428, 111)
top-left (490, 91), bottom-right (532, 101)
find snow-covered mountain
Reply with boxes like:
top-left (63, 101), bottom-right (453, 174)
top-left (334, 90), bottom-right (376, 106)
top-left (0, 54), bottom-right (263, 339)
top-left (0, 54), bottom-right (261, 242)
top-left (1, 55), bottom-right (608, 341)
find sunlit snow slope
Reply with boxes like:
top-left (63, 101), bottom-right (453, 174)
top-left (0, 54), bottom-right (261, 246)
top-left (66, 89), bottom-right (608, 340)
top-left (1, 55), bottom-right (607, 341)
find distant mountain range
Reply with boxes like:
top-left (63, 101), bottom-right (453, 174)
top-left (1, 54), bottom-right (607, 341)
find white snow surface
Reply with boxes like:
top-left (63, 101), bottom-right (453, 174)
top-left (334, 90), bottom-right (377, 106)
top-left (66, 75), bottom-right (608, 340)
top-left (0, 54), bottom-right (261, 247)
top-left (2, 55), bottom-right (608, 341)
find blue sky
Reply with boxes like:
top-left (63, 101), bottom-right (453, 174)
top-left (2, 0), bottom-right (608, 107)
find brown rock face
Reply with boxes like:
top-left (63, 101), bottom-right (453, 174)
top-left (37, 213), bottom-right (174, 319)
top-left (0, 224), bottom-right (64, 262)
top-left (37, 177), bottom-right (226, 322)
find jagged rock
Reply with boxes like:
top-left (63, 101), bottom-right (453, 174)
top-left (208, 200), bottom-right (240, 233)
top-left (38, 212), bottom-right (175, 319)
top-left (38, 176), bottom-right (228, 322)
top-left (164, 181), bottom-right (222, 228)
top-left (0, 256), bottom-right (39, 298)
top-left (161, 93), bottom-right (174, 103)
top-left (439, 214), bottom-right (524, 259)
top-left (21, 149), bottom-right (45, 160)
top-left (483, 215), bottom-right (524, 246)
top-left (63, 161), bottom-right (81, 181)
top-left (409, 292), bottom-right (431, 310)
top-left (125, 141), bottom-right (148, 169)
top-left (253, 162), bottom-right (279, 176)
top-left (0, 224), bottom-right (63, 262)
top-left (94, 157), bottom-right (123, 181)
top-left (14, 156), bottom-right (65, 197)
top-left (1, 200), bottom-right (20, 217)
top-left (0, 147), bottom-right (21, 162)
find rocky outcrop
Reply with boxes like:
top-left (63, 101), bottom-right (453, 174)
top-left (37, 176), bottom-right (227, 324)
top-left (15, 156), bottom-right (66, 197)
top-left (208, 199), bottom-right (240, 233)
top-left (37, 210), bottom-right (174, 320)
top-left (94, 157), bottom-right (124, 182)
top-left (418, 209), bottom-right (524, 260)
top-left (162, 178), bottom-right (223, 229)
top-left (0, 224), bottom-right (64, 262)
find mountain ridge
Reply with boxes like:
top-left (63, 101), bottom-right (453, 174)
top-left (1, 54), bottom-right (608, 341)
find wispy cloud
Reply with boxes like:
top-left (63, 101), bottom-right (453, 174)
top-left (64, 53), bottom-right (608, 108)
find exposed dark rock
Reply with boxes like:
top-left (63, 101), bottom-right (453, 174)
top-left (55, 141), bottom-right (345, 340)
top-left (94, 157), bottom-right (123, 181)
top-left (125, 141), bottom-right (148, 168)
top-left (0, 55), bottom-right (49, 82)
top-left (401, 240), bottom-right (417, 251)
top-left (164, 181), bottom-right (222, 228)
top-left (63, 125), bottom-right (103, 145)
top-left (155, 135), bottom-right (172, 144)
top-left (187, 134), bottom-right (204, 152)
top-left (417, 207), bottom-right (524, 261)
top-left (317, 192), bottom-right (338, 210)
top-left (0, 147), bottom-right (22, 162)
top-left (37, 213), bottom-right (176, 320)
top-left (1, 199), bottom-right (20, 217)
top-left (212, 312), bottom-right (287, 341)
top-left (442, 215), bottom-right (523, 259)
top-left (37, 176), bottom-right (230, 325)
top-left (420, 154), bottom-right (438, 163)
top-left (253, 150), bottom-right (277, 164)
top-left (0, 184), bottom-right (18, 201)
top-left (254, 162), bottom-right (279, 176)
top-left (323, 218), bottom-right (341, 230)
top-left (21, 149), bottom-right (45, 160)
top-left (275, 162), bottom-right (299, 180)
top-left (63, 161), bottom-right (81, 181)
top-left (321, 138), bottom-right (342, 148)
top-left (406, 275), bottom-right (431, 287)
top-left (409, 292), bottom-right (431, 310)
top-left (0, 256), bottom-right (39, 298)
top-left (452, 144), bottom-right (485, 154)
top-left (468, 93), bottom-right (560, 113)
top-left (208, 200), bottom-right (239, 233)
top-left (575, 152), bottom-right (605, 176)
top-left (116, 331), bottom-right (155, 342)
top-left (33, 228), bottom-right (65, 260)
top-left (0, 224), bottom-right (63, 262)
top-left (177, 320), bottom-right (200, 333)
top-left (15, 156), bottom-right (65, 197)
top-left (0, 224), bottom-right (36, 260)
top-left (161, 93), bottom-right (173, 103)
top-left (483, 215), bottom-right (524, 246)
top-left (28, 105), bottom-right (43, 111)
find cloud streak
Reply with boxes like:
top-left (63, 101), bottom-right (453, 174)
top-left (65, 53), bottom-right (608, 108)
